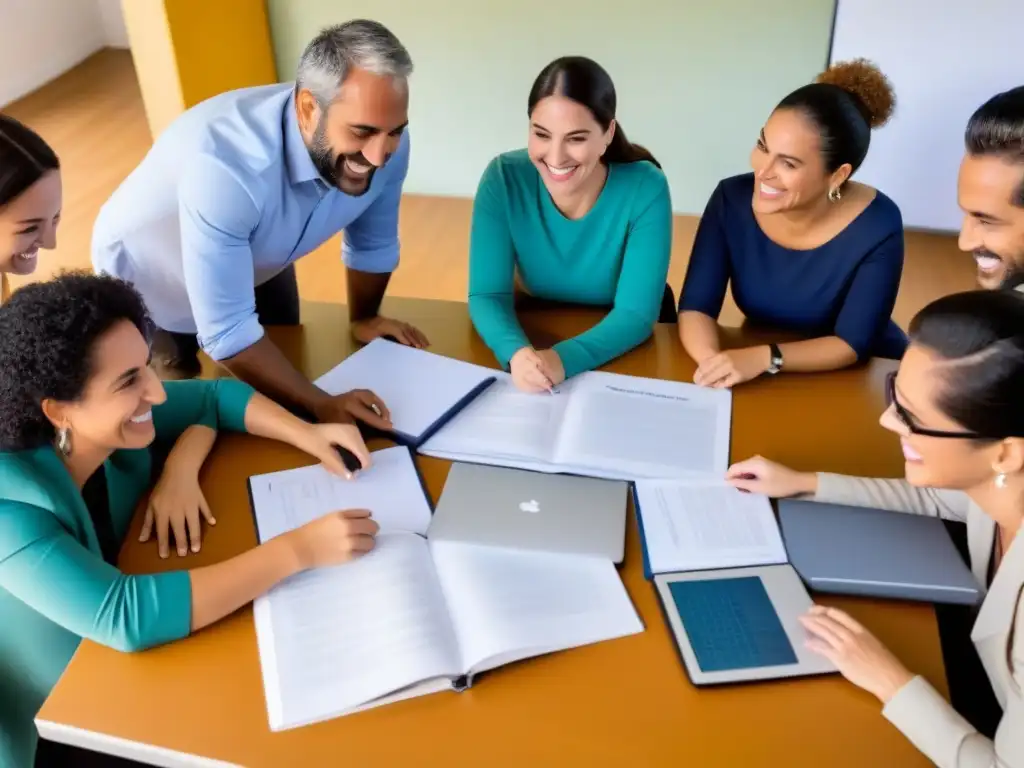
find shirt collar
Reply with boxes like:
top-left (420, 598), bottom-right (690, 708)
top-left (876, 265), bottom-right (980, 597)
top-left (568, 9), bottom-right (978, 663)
top-left (283, 89), bottom-right (325, 186)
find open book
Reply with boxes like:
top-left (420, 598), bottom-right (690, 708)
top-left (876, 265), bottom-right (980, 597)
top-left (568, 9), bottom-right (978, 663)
top-left (247, 447), bottom-right (643, 731)
top-left (419, 371), bottom-right (732, 481)
top-left (633, 479), bottom-right (787, 578)
top-left (313, 338), bottom-right (497, 446)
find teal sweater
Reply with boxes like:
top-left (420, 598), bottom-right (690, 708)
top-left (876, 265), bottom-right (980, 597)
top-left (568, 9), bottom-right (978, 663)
top-left (0, 379), bottom-right (254, 767)
top-left (468, 149), bottom-right (673, 377)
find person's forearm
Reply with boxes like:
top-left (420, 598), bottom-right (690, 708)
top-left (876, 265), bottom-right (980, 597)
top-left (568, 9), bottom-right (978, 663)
top-left (188, 533), bottom-right (304, 631)
top-left (679, 311), bottom-right (721, 364)
top-left (346, 267), bottom-right (391, 322)
top-left (220, 336), bottom-right (328, 417)
top-left (162, 425), bottom-right (217, 476)
top-left (777, 336), bottom-right (858, 373)
top-left (241, 390), bottom-right (318, 449)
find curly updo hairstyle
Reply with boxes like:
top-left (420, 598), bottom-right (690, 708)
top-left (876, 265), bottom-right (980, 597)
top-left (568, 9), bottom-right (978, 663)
top-left (0, 272), bottom-right (153, 451)
top-left (776, 58), bottom-right (896, 178)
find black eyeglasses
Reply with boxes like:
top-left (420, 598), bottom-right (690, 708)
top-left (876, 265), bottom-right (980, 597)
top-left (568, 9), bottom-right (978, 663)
top-left (885, 372), bottom-right (984, 440)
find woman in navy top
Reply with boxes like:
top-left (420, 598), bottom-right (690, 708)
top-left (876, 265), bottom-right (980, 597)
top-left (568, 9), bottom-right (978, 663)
top-left (678, 59), bottom-right (906, 388)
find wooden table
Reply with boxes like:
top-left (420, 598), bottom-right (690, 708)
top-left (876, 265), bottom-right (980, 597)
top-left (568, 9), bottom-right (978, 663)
top-left (38, 298), bottom-right (947, 767)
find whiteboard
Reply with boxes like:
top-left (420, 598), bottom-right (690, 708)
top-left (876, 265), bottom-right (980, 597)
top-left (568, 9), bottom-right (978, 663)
top-left (830, 0), bottom-right (1023, 232)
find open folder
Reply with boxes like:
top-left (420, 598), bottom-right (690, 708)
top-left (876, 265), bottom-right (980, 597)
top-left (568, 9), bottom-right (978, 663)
top-left (419, 371), bottom-right (732, 481)
top-left (247, 446), bottom-right (643, 731)
top-left (313, 338), bottom-right (497, 446)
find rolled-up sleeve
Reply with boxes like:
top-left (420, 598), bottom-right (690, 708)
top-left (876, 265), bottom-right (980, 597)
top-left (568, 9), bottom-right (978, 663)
top-left (342, 131), bottom-right (410, 273)
top-left (0, 501), bottom-right (191, 652)
top-left (153, 379), bottom-right (255, 442)
top-left (178, 155), bottom-right (263, 361)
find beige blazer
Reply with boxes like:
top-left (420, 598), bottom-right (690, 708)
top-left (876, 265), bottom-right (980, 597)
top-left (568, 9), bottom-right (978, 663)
top-left (812, 474), bottom-right (1024, 768)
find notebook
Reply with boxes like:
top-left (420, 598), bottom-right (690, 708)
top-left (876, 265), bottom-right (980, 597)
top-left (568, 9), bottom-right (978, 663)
top-left (634, 479), bottom-right (833, 685)
top-left (247, 446), bottom-right (644, 731)
top-left (428, 462), bottom-right (629, 562)
top-left (313, 338), bottom-right (497, 446)
top-left (778, 499), bottom-right (983, 606)
top-left (419, 370), bottom-right (732, 481)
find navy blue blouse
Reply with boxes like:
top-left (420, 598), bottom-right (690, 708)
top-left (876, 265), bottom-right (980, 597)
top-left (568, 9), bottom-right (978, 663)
top-left (678, 173), bottom-right (907, 360)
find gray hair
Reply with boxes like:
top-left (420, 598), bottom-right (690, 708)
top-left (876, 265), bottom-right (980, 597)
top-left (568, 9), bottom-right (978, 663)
top-left (296, 20), bottom-right (413, 107)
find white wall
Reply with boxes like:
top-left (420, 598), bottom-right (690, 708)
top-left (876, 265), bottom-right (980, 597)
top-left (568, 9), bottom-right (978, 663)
top-left (0, 0), bottom-right (129, 107)
top-left (830, 0), bottom-right (1021, 232)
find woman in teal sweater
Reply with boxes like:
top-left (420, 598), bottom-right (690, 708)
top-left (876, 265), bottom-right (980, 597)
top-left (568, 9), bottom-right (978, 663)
top-left (468, 56), bottom-right (674, 392)
top-left (0, 274), bottom-right (386, 767)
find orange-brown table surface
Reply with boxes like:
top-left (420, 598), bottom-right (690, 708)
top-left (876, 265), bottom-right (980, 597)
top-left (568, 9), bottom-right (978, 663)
top-left (38, 298), bottom-right (946, 767)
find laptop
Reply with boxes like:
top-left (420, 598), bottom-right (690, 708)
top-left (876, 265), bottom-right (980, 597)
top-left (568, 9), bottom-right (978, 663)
top-left (778, 499), bottom-right (983, 606)
top-left (427, 462), bottom-right (629, 562)
top-left (654, 564), bottom-right (837, 685)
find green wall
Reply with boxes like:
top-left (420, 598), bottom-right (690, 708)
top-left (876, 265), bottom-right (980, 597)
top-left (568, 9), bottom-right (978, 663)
top-left (266, 0), bottom-right (836, 214)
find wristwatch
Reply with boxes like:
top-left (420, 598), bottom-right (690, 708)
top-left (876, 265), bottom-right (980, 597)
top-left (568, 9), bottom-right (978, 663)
top-left (766, 343), bottom-right (784, 375)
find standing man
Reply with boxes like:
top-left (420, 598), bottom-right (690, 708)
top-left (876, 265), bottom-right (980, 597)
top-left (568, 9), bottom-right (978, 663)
top-left (958, 85), bottom-right (1024, 290)
top-left (92, 19), bottom-right (428, 427)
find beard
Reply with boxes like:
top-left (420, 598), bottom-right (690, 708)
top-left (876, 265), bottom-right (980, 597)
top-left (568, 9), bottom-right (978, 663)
top-left (307, 118), bottom-right (380, 196)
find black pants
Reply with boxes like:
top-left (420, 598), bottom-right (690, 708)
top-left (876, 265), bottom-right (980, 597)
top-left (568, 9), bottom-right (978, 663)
top-left (936, 520), bottom-right (1002, 738)
top-left (152, 265), bottom-right (300, 378)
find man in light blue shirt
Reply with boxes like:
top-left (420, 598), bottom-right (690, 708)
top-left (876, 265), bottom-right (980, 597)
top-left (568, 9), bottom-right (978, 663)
top-left (92, 19), bottom-right (427, 429)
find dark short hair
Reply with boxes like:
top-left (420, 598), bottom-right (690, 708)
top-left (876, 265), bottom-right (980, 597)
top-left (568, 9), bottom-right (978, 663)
top-left (0, 114), bottom-right (60, 208)
top-left (528, 56), bottom-right (661, 169)
top-left (776, 59), bottom-right (895, 178)
top-left (965, 86), bottom-right (1024, 207)
top-left (908, 289), bottom-right (1024, 439)
top-left (0, 272), bottom-right (153, 451)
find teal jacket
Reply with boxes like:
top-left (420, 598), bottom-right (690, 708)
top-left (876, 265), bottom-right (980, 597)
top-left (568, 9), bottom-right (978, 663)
top-left (0, 379), bottom-right (254, 767)
top-left (468, 149), bottom-right (673, 378)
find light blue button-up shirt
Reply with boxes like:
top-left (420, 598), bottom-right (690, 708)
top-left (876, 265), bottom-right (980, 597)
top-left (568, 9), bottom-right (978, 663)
top-left (91, 82), bottom-right (410, 361)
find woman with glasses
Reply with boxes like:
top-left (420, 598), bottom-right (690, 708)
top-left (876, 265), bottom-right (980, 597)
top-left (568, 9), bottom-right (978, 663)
top-left (725, 289), bottom-right (1023, 768)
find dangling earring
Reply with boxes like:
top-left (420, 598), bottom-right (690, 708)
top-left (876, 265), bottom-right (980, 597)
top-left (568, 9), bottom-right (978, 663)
top-left (995, 472), bottom-right (1008, 489)
top-left (56, 426), bottom-right (72, 457)
top-left (828, 186), bottom-right (842, 203)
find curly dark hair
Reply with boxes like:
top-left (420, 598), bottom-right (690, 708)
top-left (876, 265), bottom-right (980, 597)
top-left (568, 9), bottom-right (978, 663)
top-left (0, 272), bottom-right (152, 451)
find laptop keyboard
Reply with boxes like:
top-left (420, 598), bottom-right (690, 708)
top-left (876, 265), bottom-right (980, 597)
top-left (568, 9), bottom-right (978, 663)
top-left (668, 576), bottom-right (798, 672)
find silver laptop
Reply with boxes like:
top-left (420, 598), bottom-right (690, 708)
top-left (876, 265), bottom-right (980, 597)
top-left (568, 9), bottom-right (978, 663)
top-left (654, 564), bottom-right (837, 685)
top-left (427, 463), bottom-right (629, 562)
top-left (778, 499), bottom-right (982, 606)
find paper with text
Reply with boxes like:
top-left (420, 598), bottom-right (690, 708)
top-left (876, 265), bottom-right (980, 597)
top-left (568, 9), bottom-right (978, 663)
top-left (634, 480), bottom-right (787, 574)
top-left (255, 533), bottom-right (462, 731)
top-left (313, 339), bottom-right (496, 441)
top-left (248, 446), bottom-right (432, 541)
top-left (428, 540), bottom-right (643, 675)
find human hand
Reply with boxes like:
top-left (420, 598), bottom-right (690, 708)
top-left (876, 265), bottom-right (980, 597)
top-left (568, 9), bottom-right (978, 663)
top-left (298, 422), bottom-right (373, 479)
top-left (313, 389), bottom-right (392, 431)
top-left (535, 349), bottom-right (566, 387)
top-left (351, 315), bottom-right (430, 349)
top-left (142, 463), bottom-right (215, 559)
top-left (510, 347), bottom-right (555, 393)
top-left (693, 346), bottom-right (771, 388)
top-left (799, 605), bottom-right (915, 703)
top-left (725, 455), bottom-right (817, 497)
top-left (287, 509), bottom-right (380, 569)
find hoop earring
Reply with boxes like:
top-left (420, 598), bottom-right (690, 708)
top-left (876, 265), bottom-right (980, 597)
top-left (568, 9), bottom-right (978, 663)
top-left (56, 427), bottom-right (72, 457)
top-left (995, 472), bottom-right (1008, 489)
top-left (828, 187), bottom-right (842, 203)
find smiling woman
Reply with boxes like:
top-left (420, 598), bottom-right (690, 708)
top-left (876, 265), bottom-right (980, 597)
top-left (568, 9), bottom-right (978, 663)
top-left (677, 59), bottom-right (907, 389)
top-left (0, 114), bottom-right (61, 302)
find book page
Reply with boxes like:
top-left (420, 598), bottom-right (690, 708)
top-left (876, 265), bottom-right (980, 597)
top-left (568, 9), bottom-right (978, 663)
top-left (555, 372), bottom-right (732, 479)
top-left (428, 540), bottom-right (643, 676)
top-left (419, 373), bottom-right (573, 466)
top-left (313, 339), bottom-right (497, 441)
top-left (634, 480), bottom-right (787, 574)
top-left (248, 446), bottom-right (432, 541)
top-left (254, 533), bottom-right (462, 731)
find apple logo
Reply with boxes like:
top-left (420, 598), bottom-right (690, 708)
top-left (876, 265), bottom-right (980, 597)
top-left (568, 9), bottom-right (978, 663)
top-left (519, 499), bottom-right (541, 514)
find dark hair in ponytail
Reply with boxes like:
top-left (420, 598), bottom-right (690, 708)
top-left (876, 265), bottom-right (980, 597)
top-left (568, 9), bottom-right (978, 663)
top-left (0, 114), bottom-right (59, 208)
top-left (528, 56), bottom-right (660, 169)
top-left (908, 289), bottom-right (1024, 439)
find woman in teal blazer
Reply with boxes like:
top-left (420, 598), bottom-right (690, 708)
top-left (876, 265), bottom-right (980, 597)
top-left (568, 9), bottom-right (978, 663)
top-left (468, 56), bottom-right (673, 393)
top-left (0, 273), bottom-right (389, 767)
